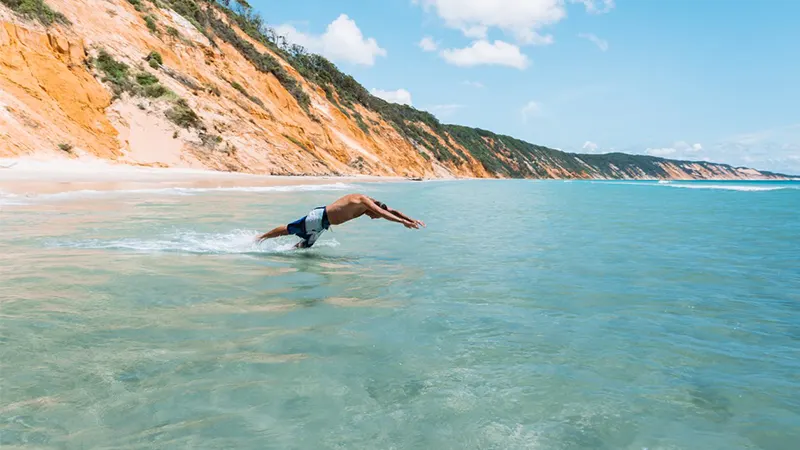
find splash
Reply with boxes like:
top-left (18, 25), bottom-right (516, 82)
top-left (47, 229), bottom-right (340, 254)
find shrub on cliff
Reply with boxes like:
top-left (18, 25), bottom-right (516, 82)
top-left (206, 16), bottom-right (310, 113)
top-left (144, 14), bottom-right (158, 34)
top-left (146, 51), bottom-right (163, 69)
top-left (165, 99), bottom-right (202, 129)
top-left (228, 80), bottom-right (265, 108)
top-left (1, 0), bottom-right (70, 26)
top-left (95, 50), bottom-right (135, 95)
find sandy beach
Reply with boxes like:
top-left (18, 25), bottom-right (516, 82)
top-left (0, 156), bottom-right (407, 198)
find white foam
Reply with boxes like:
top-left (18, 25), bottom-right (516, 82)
top-left (47, 229), bottom-right (340, 254)
top-left (0, 190), bottom-right (28, 206)
top-left (665, 184), bottom-right (797, 192)
top-left (4, 183), bottom-right (354, 204)
top-left (591, 181), bottom-right (798, 191)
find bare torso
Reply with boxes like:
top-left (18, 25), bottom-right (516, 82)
top-left (325, 194), bottom-right (371, 225)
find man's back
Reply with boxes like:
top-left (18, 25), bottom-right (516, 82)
top-left (325, 194), bottom-right (371, 226)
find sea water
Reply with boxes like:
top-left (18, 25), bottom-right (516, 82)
top-left (1, 180), bottom-right (799, 449)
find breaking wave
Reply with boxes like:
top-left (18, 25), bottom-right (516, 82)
top-left (47, 229), bottom-right (340, 254)
top-left (664, 183), bottom-right (798, 192)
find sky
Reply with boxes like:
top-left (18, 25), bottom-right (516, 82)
top-left (249, 0), bottom-right (800, 174)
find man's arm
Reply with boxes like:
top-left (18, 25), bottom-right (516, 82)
top-left (256, 225), bottom-right (289, 243)
top-left (385, 207), bottom-right (425, 228)
top-left (362, 197), bottom-right (419, 228)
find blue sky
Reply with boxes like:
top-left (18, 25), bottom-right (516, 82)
top-left (249, 0), bottom-right (800, 174)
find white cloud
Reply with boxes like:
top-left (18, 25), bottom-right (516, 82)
top-left (710, 124), bottom-right (800, 174)
top-left (462, 80), bottom-right (484, 88)
top-left (419, 36), bottom-right (438, 52)
top-left (582, 141), bottom-right (599, 151)
top-left (572, 0), bottom-right (615, 14)
top-left (416, 0), bottom-right (566, 46)
top-left (462, 25), bottom-right (489, 39)
top-left (275, 14), bottom-right (386, 66)
top-left (644, 141), bottom-right (707, 159)
top-left (645, 147), bottom-right (677, 157)
top-left (370, 88), bottom-right (413, 106)
top-left (429, 104), bottom-right (465, 118)
top-left (440, 40), bottom-right (529, 69)
top-left (515, 29), bottom-right (555, 46)
top-left (521, 101), bottom-right (542, 122)
top-left (578, 33), bottom-right (609, 51)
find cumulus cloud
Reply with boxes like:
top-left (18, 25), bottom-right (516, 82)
top-left (582, 141), bottom-right (599, 151)
top-left (416, 0), bottom-right (565, 46)
top-left (578, 33), bottom-right (609, 51)
top-left (462, 80), bottom-right (484, 88)
top-left (419, 36), bottom-right (438, 52)
top-left (275, 14), bottom-right (386, 66)
top-left (645, 141), bottom-right (705, 158)
top-left (440, 40), bottom-right (529, 69)
top-left (711, 125), bottom-right (800, 174)
top-left (370, 88), bottom-right (413, 106)
top-left (521, 101), bottom-right (542, 122)
top-left (572, 0), bottom-right (615, 14)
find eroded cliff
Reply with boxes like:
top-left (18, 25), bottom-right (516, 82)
top-left (0, 0), bottom-right (788, 180)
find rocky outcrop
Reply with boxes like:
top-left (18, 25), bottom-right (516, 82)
top-left (0, 0), bottom-right (789, 180)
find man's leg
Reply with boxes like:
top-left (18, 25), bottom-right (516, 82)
top-left (256, 225), bottom-right (289, 243)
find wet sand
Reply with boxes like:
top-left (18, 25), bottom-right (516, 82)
top-left (0, 157), bottom-right (406, 197)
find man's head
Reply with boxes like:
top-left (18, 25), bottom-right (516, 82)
top-left (365, 198), bottom-right (389, 219)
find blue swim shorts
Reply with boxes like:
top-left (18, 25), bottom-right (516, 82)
top-left (286, 206), bottom-right (331, 247)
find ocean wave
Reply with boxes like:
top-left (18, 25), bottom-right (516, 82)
top-left (0, 183), bottom-right (354, 205)
top-left (590, 181), bottom-right (797, 191)
top-left (0, 190), bottom-right (29, 206)
top-left (665, 184), bottom-right (797, 192)
top-left (47, 229), bottom-right (340, 254)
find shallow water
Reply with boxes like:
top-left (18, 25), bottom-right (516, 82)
top-left (1, 180), bottom-right (799, 449)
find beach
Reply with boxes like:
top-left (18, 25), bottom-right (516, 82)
top-left (0, 156), bottom-right (407, 200)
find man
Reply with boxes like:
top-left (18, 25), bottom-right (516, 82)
top-left (255, 193), bottom-right (425, 248)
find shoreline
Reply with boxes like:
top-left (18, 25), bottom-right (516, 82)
top-left (0, 157), bottom-right (410, 197)
top-left (1, 157), bottom-right (797, 198)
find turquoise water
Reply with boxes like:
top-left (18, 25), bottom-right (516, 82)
top-left (1, 180), bottom-right (799, 449)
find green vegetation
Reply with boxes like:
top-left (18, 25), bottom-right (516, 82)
top-left (144, 14), bottom-right (158, 33)
top-left (58, 143), bottom-right (73, 152)
top-left (93, 50), bottom-right (201, 129)
top-left (165, 98), bottom-right (201, 129)
top-left (146, 51), bottom-right (163, 69)
top-left (127, 0), bottom-right (144, 12)
top-left (135, 72), bottom-right (159, 86)
top-left (206, 15), bottom-right (310, 112)
top-left (1, 0), bottom-right (70, 26)
top-left (166, 26), bottom-right (181, 38)
top-left (94, 50), bottom-right (135, 95)
top-left (283, 134), bottom-right (310, 153)
top-left (144, 83), bottom-right (170, 98)
top-left (228, 80), bottom-right (265, 108)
